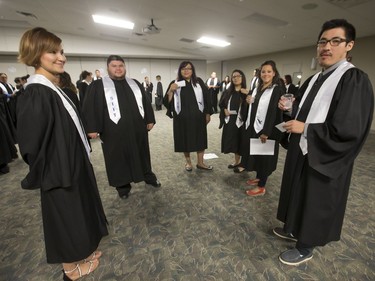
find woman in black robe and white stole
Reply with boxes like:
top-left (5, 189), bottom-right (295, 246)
top-left (237, 60), bottom-right (283, 197)
top-left (219, 69), bottom-right (248, 169)
top-left (163, 61), bottom-right (213, 171)
top-left (17, 27), bottom-right (108, 281)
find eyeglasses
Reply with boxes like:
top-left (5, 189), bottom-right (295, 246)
top-left (181, 67), bottom-right (192, 71)
top-left (232, 75), bottom-right (242, 79)
top-left (317, 37), bottom-right (348, 47)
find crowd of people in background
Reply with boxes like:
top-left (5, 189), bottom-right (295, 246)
top-left (0, 18), bottom-right (373, 279)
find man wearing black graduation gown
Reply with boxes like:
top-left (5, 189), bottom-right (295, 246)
top-left (274, 19), bottom-right (374, 266)
top-left (82, 55), bottom-right (160, 199)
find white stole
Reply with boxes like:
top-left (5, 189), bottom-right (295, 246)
top-left (245, 85), bottom-right (276, 132)
top-left (25, 74), bottom-right (91, 159)
top-left (225, 93), bottom-right (243, 128)
top-left (297, 61), bottom-right (354, 155)
top-left (103, 76), bottom-right (144, 124)
top-left (174, 80), bottom-right (204, 115)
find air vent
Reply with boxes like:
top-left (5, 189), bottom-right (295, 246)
top-left (324, 0), bottom-right (372, 8)
top-left (243, 13), bottom-right (288, 27)
top-left (16, 11), bottom-right (38, 19)
top-left (179, 38), bottom-right (195, 43)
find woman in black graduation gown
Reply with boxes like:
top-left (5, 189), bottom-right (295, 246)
top-left (17, 27), bottom-right (108, 281)
top-left (163, 61), bottom-right (213, 171)
top-left (237, 60), bottom-right (283, 197)
top-left (219, 69), bottom-right (248, 168)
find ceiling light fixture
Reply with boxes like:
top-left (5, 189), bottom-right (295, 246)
top-left (92, 14), bottom-right (134, 30)
top-left (197, 36), bottom-right (231, 47)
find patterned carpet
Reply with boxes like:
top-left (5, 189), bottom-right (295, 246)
top-left (1, 109), bottom-right (374, 281)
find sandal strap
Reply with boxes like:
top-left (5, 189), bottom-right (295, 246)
top-left (64, 264), bottom-right (78, 274)
top-left (87, 260), bottom-right (95, 274)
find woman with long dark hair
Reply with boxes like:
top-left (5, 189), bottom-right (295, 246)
top-left (163, 61), bottom-right (213, 171)
top-left (236, 60), bottom-right (284, 197)
top-left (219, 69), bottom-right (248, 168)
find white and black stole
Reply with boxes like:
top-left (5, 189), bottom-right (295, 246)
top-left (297, 61), bottom-right (354, 155)
top-left (102, 76), bottom-right (144, 124)
top-left (26, 74), bottom-right (91, 159)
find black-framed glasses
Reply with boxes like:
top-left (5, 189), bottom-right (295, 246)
top-left (317, 37), bottom-right (347, 47)
top-left (232, 75), bottom-right (242, 79)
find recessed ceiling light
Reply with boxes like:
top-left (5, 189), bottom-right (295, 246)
top-left (92, 14), bottom-right (134, 30)
top-left (197, 36), bottom-right (231, 47)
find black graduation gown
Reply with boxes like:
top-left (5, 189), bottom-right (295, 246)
top-left (82, 78), bottom-right (156, 187)
top-left (155, 81), bottom-right (163, 107)
top-left (163, 78), bottom-right (213, 152)
top-left (219, 89), bottom-right (243, 154)
top-left (0, 97), bottom-right (17, 165)
top-left (277, 68), bottom-right (374, 247)
top-left (240, 85), bottom-right (283, 177)
top-left (17, 84), bottom-right (108, 263)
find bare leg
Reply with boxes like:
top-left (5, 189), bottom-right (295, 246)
top-left (197, 150), bottom-right (204, 167)
top-left (234, 153), bottom-right (241, 165)
top-left (184, 152), bottom-right (192, 168)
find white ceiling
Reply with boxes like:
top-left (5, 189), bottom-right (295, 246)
top-left (1, 0), bottom-right (375, 61)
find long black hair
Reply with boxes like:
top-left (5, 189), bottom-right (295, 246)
top-left (258, 60), bottom-right (282, 89)
top-left (177, 61), bottom-right (198, 86)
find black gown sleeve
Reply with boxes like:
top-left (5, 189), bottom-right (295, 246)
top-left (82, 80), bottom-right (104, 134)
top-left (307, 69), bottom-right (374, 179)
top-left (163, 81), bottom-right (176, 118)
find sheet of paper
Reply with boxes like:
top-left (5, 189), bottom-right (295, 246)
top-left (176, 80), bottom-right (186, 87)
top-left (275, 122), bottom-right (286, 132)
top-left (250, 138), bottom-right (275, 155)
top-left (228, 110), bottom-right (237, 115)
top-left (203, 153), bottom-right (218, 160)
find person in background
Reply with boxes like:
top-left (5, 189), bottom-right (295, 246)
top-left (82, 55), bottom-right (161, 199)
top-left (0, 73), bottom-right (17, 128)
top-left (275, 19), bottom-right (373, 266)
top-left (219, 70), bottom-right (248, 169)
top-left (155, 75), bottom-right (163, 111)
top-left (57, 71), bottom-right (80, 110)
top-left (17, 27), bottom-right (108, 281)
top-left (163, 61), bottom-right (213, 171)
top-left (94, 69), bottom-right (102, 80)
top-left (77, 70), bottom-right (92, 106)
top-left (220, 75), bottom-right (231, 92)
top-left (249, 68), bottom-right (260, 91)
top-left (284, 74), bottom-right (298, 95)
top-left (235, 60), bottom-right (283, 198)
top-left (206, 72), bottom-right (221, 113)
top-left (143, 76), bottom-right (153, 103)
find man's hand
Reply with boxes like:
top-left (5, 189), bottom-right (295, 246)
top-left (283, 120), bottom-right (305, 134)
top-left (147, 123), bottom-right (154, 131)
top-left (88, 132), bottom-right (98, 139)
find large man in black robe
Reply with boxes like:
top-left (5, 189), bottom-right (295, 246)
top-left (274, 19), bottom-right (374, 266)
top-left (82, 55), bottom-right (160, 199)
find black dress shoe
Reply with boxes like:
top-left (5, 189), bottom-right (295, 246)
top-left (146, 179), bottom-right (161, 188)
top-left (116, 184), bottom-right (132, 199)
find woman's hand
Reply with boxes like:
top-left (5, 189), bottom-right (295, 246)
top-left (224, 108), bottom-right (230, 116)
top-left (246, 95), bottom-right (254, 104)
top-left (240, 88), bottom-right (249, 95)
top-left (260, 134), bottom-right (268, 143)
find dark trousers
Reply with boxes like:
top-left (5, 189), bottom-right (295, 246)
top-left (212, 93), bottom-right (218, 113)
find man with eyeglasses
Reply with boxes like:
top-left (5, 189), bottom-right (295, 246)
top-left (274, 19), bottom-right (374, 265)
